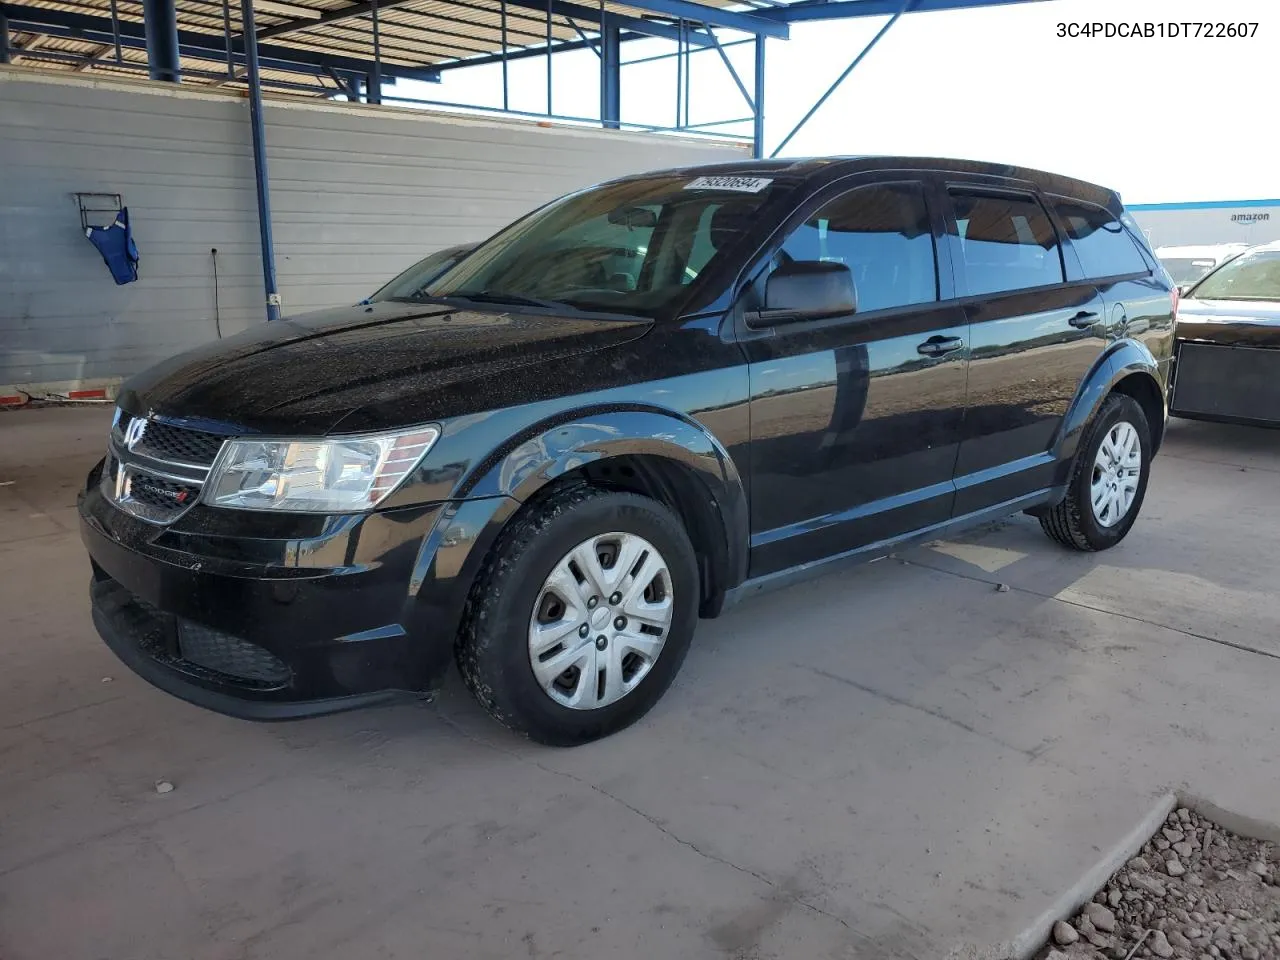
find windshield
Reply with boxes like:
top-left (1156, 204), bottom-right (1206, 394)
top-left (1159, 256), bottom-right (1223, 284)
top-left (370, 245), bottom-right (472, 302)
top-left (424, 174), bottom-right (779, 316)
top-left (1190, 250), bottom-right (1280, 301)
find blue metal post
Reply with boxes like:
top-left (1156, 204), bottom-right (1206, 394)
top-left (0, 7), bottom-right (10, 64)
top-left (600, 14), bottom-right (621, 128)
top-left (500, 0), bottom-right (509, 110)
top-left (368, 0), bottom-right (382, 104)
top-left (238, 0), bottom-right (281, 321)
top-left (682, 21), bottom-right (690, 127)
top-left (142, 0), bottom-right (181, 81)
top-left (752, 35), bottom-right (765, 158)
top-left (674, 20), bottom-right (682, 128)
top-left (769, 0), bottom-right (908, 157)
top-left (109, 0), bottom-right (123, 62)
top-left (221, 0), bottom-right (233, 77)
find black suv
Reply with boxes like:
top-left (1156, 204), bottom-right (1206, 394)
top-left (80, 158), bottom-right (1175, 745)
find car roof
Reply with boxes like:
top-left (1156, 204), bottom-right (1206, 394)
top-left (609, 156), bottom-right (1121, 211)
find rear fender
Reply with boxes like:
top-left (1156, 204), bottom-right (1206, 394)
top-left (1053, 338), bottom-right (1164, 469)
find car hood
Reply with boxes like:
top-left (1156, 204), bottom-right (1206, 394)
top-left (1176, 298), bottom-right (1280, 349)
top-left (117, 301), bottom-right (652, 435)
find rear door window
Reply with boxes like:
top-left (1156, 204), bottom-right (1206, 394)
top-left (1053, 200), bottom-right (1151, 279)
top-left (950, 191), bottom-right (1065, 296)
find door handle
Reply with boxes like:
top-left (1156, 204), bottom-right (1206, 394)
top-left (1068, 310), bottom-right (1099, 328)
top-left (917, 335), bottom-right (964, 357)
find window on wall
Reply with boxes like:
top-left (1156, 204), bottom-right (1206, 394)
top-left (1052, 200), bottom-right (1151, 279)
top-left (770, 182), bottom-right (939, 313)
top-left (950, 191), bottom-right (1065, 295)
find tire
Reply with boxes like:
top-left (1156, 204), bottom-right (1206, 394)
top-left (457, 484), bottom-right (699, 746)
top-left (1040, 392), bottom-right (1152, 552)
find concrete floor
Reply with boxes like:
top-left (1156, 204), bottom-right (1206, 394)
top-left (3, 406), bottom-right (1279, 960)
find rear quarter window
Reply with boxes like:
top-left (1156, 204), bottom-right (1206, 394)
top-left (1053, 200), bottom-right (1151, 279)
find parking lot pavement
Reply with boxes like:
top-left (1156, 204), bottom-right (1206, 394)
top-left (3, 408), bottom-right (1279, 960)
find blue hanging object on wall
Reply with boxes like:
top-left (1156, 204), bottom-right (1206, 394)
top-left (85, 207), bottom-right (141, 285)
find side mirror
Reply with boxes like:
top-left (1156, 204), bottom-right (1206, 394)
top-left (748, 260), bottom-right (857, 327)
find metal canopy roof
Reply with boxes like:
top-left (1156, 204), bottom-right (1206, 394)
top-left (2, 0), bottom-right (1048, 96)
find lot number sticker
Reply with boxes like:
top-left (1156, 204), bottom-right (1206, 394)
top-left (683, 176), bottom-right (773, 193)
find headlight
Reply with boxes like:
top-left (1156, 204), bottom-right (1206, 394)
top-left (204, 425), bottom-right (440, 512)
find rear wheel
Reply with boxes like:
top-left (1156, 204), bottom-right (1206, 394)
top-left (1040, 393), bottom-right (1152, 551)
top-left (457, 485), bottom-right (699, 746)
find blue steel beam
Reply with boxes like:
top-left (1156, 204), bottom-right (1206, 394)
top-left (368, 0), bottom-right (382, 103)
top-left (3, 5), bottom-right (442, 80)
top-left (566, 17), bottom-right (599, 55)
top-left (142, 0), bottom-right (181, 80)
top-left (758, 0), bottom-right (1047, 21)
top-left (599, 15), bottom-right (621, 127)
top-left (705, 29), bottom-right (753, 112)
top-left (433, 30), bottom-right (640, 70)
top-left (501, 0), bottom-right (712, 46)
top-left (622, 34), bottom-right (750, 65)
top-left (610, 0), bottom-right (787, 37)
top-left (324, 65), bottom-right (361, 98)
top-left (238, 0), bottom-right (280, 321)
top-left (752, 34), bottom-right (765, 158)
top-left (769, 0), bottom-right (908, 156)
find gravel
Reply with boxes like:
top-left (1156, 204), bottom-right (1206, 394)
top-left (1031, 808), bottom-right (1277, 960)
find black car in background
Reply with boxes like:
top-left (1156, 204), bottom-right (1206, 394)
top-left (80, 158), bottom-right (1175, 745)
top-left (1170, 240), bottom-right (1280, 426)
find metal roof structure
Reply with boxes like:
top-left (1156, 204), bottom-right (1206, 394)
top-left (2, 0), bottom-right (1048, 103)
top-left (1, 0), bottom-right (1051, 320)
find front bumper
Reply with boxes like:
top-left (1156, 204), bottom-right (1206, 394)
top-left (79, 460), bottom-right (516, 720)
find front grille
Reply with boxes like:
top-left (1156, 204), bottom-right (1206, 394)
top-left (178, 620), bottom-right (291, 686)
top-left (116, 413), bottom-right (226, 467)
top-left (129, 471), bottom-right (201, 511)
top-left (105, 411), bottom-right (223, 524)
top-left (136, 420), bottom-right (225, 466)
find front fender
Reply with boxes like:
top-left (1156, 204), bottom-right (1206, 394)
top-left (1054, 338), bottom-right (1164, 464)
top-left (464, 407), bottom-right (751, 594)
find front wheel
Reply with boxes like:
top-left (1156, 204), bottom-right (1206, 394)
top-left (1040, 393), bottom-right (1152, 551)
top-left (457, 485), bottom-right (699, 746)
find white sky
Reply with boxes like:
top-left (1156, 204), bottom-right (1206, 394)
top-left (408, 0), bottom-right (1278, 204)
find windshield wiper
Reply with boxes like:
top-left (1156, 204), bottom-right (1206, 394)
top-left (387, 292), bottom-right (452, 305)
top-left (444, 291), bottom-right (572, 311)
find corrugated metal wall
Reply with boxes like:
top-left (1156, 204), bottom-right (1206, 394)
top-left (0, 70), bottom-right (746, 391)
